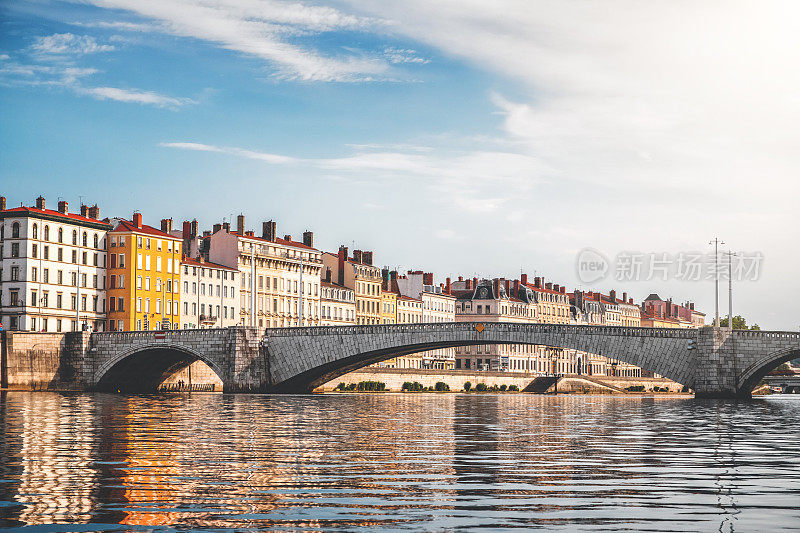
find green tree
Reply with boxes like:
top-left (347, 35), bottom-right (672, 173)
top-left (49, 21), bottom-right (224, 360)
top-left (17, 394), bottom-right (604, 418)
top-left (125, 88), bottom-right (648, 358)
top-left (718, 315), bottom-right (760, 330)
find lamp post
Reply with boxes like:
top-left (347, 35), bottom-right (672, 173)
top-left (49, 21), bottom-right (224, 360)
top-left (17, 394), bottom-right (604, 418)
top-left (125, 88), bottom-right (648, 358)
top-left (724, 250), bottom-right (737, 331)
top-left (709, 238), bottom-right (724, 328)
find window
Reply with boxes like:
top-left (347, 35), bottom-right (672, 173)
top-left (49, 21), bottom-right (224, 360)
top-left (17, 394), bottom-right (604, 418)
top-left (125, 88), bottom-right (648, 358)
top-left (93, 234), bottom-right (99, 248)
top-left (82, 232), bottom-right (87, 247)
top-left (11, 243), bottom-right (19, 258)
top-left (44, 246), bottom-right (49, 260)
top-left (10, 266), bottom-right (19, 281)
top-left (58, 228), bottom-right (63, 243)
top-left (72, 230), bottom-right (77, 245)
top-left (44, 225), bottom-right (50, 241)
top-left (11, 222), bottom-right (19, 238)
top-left (32, 224), bottom-right (38, 239)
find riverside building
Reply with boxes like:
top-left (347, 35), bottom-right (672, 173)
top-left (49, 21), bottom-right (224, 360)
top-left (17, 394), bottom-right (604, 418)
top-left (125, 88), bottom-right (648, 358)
top-left (0, 196), bottom-right (110, 332)
top-left (205, 216), bottom-right (322, 328)
top-left (106, 214), bottom-right (182, 331)
top-left (320, 267), bottom-right (356, 326)
top-left (179, 256), bottom-right (239, 329)
top-left (321, 247), bottom-right (381, 325)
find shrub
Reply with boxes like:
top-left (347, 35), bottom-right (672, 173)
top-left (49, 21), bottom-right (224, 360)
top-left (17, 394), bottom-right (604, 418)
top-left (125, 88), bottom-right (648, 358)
top-left (464, 382), bottom-right (472, 391)
top-left (403, 381), bottom-right (424, 392)
top-left (625, 385), bottom-right (645, 392)
top-left (476, 383), bottom-right (488, 392)
top-left (336, 383), bottom-right (347, 391)
top-left (499, 384), bottom-right (507, 391)
top-left (508, 385), bottom-right (519, 392)
top-left (490, 385), bottom-right (499, 392)
top-left (434, 381), bottom-right (450, 392)
top-left (402, 381), bottom-right (413, 391)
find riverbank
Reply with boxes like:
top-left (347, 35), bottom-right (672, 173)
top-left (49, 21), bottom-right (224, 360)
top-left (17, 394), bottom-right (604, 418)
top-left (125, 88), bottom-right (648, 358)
top-left (316, 367), bottom-right (683, 394)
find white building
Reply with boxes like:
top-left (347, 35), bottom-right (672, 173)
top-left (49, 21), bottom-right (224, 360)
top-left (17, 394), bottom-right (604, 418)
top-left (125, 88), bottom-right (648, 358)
top-left (205, 216), bottom-right (322, 328)
top-left (319, 277), bottom-right (356, 326)
top-left (0, 196), bottom-right (110, 332)
top-left (180, 256), bottom-right (239, 329)
top-left (392, 270), bottom-right (456, 370)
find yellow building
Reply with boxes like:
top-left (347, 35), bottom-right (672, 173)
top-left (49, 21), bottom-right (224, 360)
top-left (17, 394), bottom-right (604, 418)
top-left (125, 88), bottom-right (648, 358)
top-left (380, 289), bottom-right (397, 324)
top-left (106, 214), bottom-right (181, 331)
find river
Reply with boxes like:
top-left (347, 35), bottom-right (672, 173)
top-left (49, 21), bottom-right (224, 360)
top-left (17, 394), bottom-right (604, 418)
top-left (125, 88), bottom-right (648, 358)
top-left (1, 392), bottom-right (798, 531)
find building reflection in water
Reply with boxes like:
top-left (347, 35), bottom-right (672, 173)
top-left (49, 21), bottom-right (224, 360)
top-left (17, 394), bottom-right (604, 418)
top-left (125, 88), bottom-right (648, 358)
top-left (0, 392), bottom-right (799, 530)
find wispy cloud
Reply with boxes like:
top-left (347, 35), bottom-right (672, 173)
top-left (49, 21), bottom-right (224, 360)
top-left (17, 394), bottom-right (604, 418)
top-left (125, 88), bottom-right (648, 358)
top-left (82, 0), bottom-right (393, 81)
top-left (159, 142), bottom-right (295, 163)
top-left (31, 33), bottom-right (114, 56)
top-left (82, 87), bottom-right (194, 107)
top-left (383, 47), bottom-right (429, 64)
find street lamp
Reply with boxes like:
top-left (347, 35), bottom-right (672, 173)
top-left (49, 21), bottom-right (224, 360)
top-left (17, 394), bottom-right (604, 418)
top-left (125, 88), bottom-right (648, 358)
top-left (709, 238), bottom-right (725, 328)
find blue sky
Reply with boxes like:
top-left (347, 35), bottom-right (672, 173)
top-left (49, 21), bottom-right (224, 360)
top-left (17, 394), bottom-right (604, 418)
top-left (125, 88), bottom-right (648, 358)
top-left (2, 0), bottom-right (799, 329)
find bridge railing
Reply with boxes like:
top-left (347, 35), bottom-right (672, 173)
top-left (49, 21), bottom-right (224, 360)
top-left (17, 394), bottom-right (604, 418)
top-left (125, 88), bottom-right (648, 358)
top-left (261, 322), bottom-right (697, 338)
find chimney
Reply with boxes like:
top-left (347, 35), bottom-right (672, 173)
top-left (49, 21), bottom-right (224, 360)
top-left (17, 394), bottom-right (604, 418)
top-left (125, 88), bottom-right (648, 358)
top-left (622, 292), bottom-right (627, 303)
top-left (363, 251), bottom-right (373, 265)
top-left (0, 196), bottom-right (5, 211)
top-left (190, 219), bottom-right (198, 238)
top-left (465, 279), bottom-right (472, 290)
top-left (505, 280), bottom-right (511, 294)
top-left (213, 223), bottom-right (222, 233)
top-left (283, 234), bottom-right (292, 242)
top-left (630, 298), bottom-right (634, 305)
top-left (458, 276), bottom-right (463, 282)
top-left (262, 220), bottom-right (277, 241)
top-left (513, 279), bottom-right (519, 293)
top-left (353, 250), bottom-right (363, 263)
top-left (690, 302), bottom-right (695, 310)
top-left (560, 286), bottom-right (566, 294)
top-left (88, 204), bottom-right (99, 219)
top-left (245, 230), bottom-right (254, 237)
top-left (237, 214), bottom-right (245, 235)
top-left (58, 200), bottom-right (68, 214)
top-left (554, 284), bottom-right (560, 292)
top-left (132, 212), bottom-right (142, 228)
top-left (545, 282), bottom-right (553, 290)
top-left (36, 196), bottom-right (46, 210)
top-left (80, 204), bottom-right (88, 217)
top-left (203, 230), bottom-right (211, 237)
top-left (325, 267), bottom-right (332, 282)
top-left (338, 246), bottom-right (347, 285)
top-left (610, 289), bottom-right (616, 302)
top-left (473, 277), bottom-right (478, 290)
top-left (493, 279), bottom-right (500, 297)
top-left (520, 273), bottom-right (528, 286)
top-left (161, 218), bottom-right (173, 233)
top-left (303, 231), bottom-right (314, 248)
top-left (222, 221), bottom-right (230, 232)
top-left (534, 277), bottom-right (541, 288)
top-left (423, 272), bottom-right (433, 286)
top-left (182, 220), bottom-right (191, 238)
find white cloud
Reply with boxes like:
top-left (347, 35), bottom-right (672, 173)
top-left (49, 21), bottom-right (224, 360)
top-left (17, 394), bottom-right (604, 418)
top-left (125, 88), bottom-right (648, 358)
top-left (383, 47), bottom-right (429, 64)
top-left (82, 0), bottom-right (392, 81)
top-left (159, 142), bottom-right (295, 162)
top-left (82, 87), bottom-right (195, 107)
top-left (31, 33), bottom-right (114, 55)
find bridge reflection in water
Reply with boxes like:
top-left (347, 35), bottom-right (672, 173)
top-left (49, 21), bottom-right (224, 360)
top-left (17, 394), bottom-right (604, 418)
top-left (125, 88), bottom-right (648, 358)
top-left (1, 392), bottom-right (800, 530)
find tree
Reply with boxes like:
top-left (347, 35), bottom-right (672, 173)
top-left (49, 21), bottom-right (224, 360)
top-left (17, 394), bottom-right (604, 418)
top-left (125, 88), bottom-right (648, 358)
top-left (718, 315), bottom-right (760, 330)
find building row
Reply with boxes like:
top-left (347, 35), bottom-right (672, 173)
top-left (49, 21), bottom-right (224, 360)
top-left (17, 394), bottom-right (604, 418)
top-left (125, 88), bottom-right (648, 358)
top-left (0, 195), bottom-right (704, 377)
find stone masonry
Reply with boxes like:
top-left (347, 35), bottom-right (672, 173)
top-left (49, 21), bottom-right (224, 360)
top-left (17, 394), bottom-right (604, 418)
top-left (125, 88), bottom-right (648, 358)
top-left (2, 324), bottom-right (799, 397)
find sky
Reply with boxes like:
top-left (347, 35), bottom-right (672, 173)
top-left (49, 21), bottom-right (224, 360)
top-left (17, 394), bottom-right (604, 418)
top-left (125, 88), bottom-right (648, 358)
top-left (1, 0), bottom-right (799, 330)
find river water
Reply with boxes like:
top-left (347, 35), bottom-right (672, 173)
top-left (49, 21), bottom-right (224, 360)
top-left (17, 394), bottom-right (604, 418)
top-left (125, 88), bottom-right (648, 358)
top-left (0, 392), bottom-right (798, 532)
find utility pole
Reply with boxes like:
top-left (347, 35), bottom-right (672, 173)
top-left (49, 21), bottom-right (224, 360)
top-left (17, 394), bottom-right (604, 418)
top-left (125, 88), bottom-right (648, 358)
top-left (709, 238), bottom-right (724, 328)
top-left (724, 251), bottom-right (737, 331)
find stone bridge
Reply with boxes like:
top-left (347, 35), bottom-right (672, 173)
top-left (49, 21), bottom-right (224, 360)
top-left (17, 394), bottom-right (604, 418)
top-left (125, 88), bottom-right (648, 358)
top-left (1, 323), bottom-right (798, 397)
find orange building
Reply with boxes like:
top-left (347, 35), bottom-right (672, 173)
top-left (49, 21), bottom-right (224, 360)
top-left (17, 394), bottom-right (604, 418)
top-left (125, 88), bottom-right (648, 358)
top-left (106, 214), bottom-right (181, 331)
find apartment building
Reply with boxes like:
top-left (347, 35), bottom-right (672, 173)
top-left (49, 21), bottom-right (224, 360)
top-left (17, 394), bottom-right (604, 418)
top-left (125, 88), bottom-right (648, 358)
top-left (0, 196), bottom-right (110, 332)
top-left (321, 246), bottom-right (381, 325)
top-left (179, 256), bottom-right (239, 329)
top-left (320, 267), bottom-right (356, 326)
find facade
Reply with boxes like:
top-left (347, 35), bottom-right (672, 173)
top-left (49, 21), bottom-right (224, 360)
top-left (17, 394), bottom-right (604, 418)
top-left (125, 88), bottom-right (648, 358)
top-left (321, 247), bottom-right (381, 325)
top-left (380, 286), bottom-right (397, 324)
top-left (319, 276), bottom-right (356, 326)
top-left (0, 197), bottom-right (110, 332)
top-left (205, 217), bottom-right (322, 328)
top-left (179, 256), bottom-right (239, 329)
top-left (391, 270), bottom-right (456, 369)
top-left (106, 214), bottom-right (182, 331)
top-left (641, 294), bottom-right (702, 329)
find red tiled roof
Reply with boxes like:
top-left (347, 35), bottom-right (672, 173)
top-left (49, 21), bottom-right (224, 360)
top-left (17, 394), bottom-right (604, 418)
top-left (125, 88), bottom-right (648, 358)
top-left (398, 295), bottom-right (421, 302)
top-left (232, 232), bottom-right (317, 251)
top-left (181, 255), bottom-right (238, 271)
top-left (521, 281), bottom-right (567, 297)
top-left (111, 219), bottom-right (179, 239)
top-left (1, 206), bottom-right (111, 227)
top-left (321, 280), bottom-right (352, 290)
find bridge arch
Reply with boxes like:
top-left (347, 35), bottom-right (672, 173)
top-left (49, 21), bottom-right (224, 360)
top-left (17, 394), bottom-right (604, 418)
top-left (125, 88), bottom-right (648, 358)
top-left (266, 323), bottom-right (696, 393)
top-left (738, 347), bottom-right (800, 394)
top-left (94, 342), bottom-right (226, 392)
